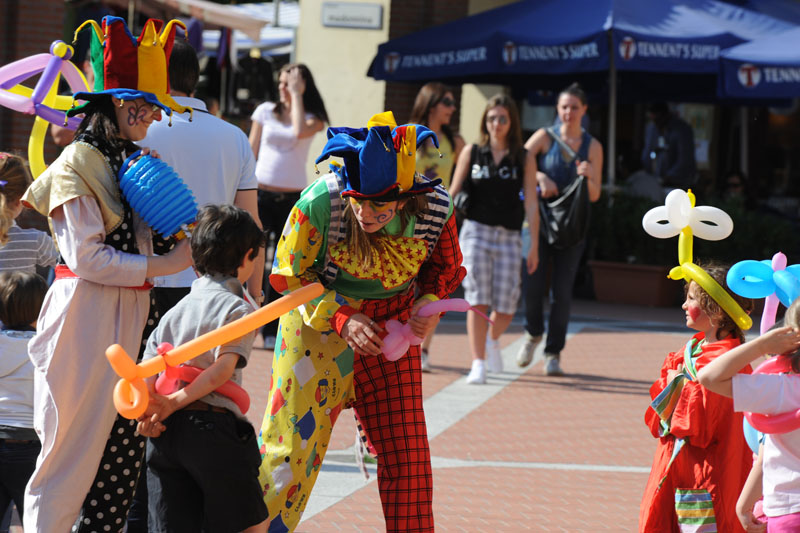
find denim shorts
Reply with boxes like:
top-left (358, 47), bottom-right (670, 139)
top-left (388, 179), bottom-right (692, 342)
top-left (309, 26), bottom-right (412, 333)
top-left (146, 410), bottom-right (267, 533)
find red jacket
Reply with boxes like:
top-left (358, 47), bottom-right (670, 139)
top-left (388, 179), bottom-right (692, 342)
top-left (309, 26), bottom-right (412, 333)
top-left (639, 333), bottom-right (753, 533)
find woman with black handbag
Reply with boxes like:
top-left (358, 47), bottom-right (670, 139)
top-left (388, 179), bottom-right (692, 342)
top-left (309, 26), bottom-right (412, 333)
top-left (449, 94), bottom-right (539, 385)
top-left (518, 83), bottom-right (603, 376)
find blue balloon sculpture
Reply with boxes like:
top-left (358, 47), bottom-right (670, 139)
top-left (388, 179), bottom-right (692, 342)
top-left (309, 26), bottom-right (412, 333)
top-left (118, 151), bottom-right (198, 238)
top-left (727, 252), bottom-right (800, 334)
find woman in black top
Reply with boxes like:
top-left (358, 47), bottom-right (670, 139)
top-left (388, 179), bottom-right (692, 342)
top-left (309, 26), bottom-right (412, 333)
top-left (449, 94), bottom-right (539, 384)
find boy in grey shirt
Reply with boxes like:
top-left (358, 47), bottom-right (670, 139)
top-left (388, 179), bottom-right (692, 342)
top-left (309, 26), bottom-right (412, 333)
top-left (137, 204), bottom-right (267, 533)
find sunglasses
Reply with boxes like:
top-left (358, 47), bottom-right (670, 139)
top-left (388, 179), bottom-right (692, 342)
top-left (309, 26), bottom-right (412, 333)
top-left (485, 115), bottom-right (509, 125)
top-left (440, 97), bottom-right (456, 108)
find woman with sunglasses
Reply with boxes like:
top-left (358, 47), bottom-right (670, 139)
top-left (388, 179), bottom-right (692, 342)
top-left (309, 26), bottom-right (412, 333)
top-left (409, 83), bottom-right (465, 371)
top-left (517, 83), bottom-right (603, 376)
top-left (449, 94), bottom-right (539, 384)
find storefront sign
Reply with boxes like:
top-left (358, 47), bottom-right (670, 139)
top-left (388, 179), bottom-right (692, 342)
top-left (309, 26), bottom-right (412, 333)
top-left (322, 3), bottom-right (383, 30)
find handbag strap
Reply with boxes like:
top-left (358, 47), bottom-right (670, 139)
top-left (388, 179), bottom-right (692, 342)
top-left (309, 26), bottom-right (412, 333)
top-left (546, 127), bottom-right (580, 163)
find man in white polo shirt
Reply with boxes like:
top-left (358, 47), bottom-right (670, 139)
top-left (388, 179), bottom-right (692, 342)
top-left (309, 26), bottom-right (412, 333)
top-left (141, 38), bottom-right (264, 312)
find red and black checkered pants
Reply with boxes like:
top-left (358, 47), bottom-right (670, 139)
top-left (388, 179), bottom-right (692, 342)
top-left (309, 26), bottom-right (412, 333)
top-left (354, 289), bottom-right (434, 533)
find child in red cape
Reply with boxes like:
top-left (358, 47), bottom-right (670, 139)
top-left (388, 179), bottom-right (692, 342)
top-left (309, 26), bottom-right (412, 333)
top-left (640, 261), bottom-right (754, 532)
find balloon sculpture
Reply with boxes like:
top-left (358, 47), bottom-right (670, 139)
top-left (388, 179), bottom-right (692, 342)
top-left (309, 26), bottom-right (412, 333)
top-left (727, 252), bottom-right (800, 335)
top-left (107, 283), bottom-right (324, 419)
top-left (744, 355), bottom-right (800, 434)
top-left (0, 41), bottom-right (90, 177)
top-left (155, 352), bottom-right (250, 415)
top-left (642, 189), bottom-right (752, 331)
top-left (381, 299), bottom-right (492, 361)
top-left (119, 151), bottom-right (198, 238)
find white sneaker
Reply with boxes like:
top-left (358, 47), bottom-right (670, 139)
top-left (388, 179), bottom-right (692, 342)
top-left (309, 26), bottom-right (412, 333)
top-left (485, 338), bottom-right (504, 373)
top-left (544, 354), bottom-right (564, 376)
top-left (420, 349), bottom-right (431, 373)
top-left (466, 359), bottom-right (487, 384)
top-left (516, 334), bottom-right (543, 367)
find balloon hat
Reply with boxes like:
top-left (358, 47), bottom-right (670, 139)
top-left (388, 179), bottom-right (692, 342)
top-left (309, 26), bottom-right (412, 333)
top-left (68, 16), bottom-right (191, 123)
top-left (727, 252), bottom-right (800, 335)
top-left (0, 40), bottom-right (91, 177)
top-left (315, 111), bottom-right (441, 201)
top-left (642, 189), bottom-right (752, 331)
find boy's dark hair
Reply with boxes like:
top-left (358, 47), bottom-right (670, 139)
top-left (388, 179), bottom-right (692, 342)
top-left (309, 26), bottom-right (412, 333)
top-left (685, 260), bottom-right (754, 344)
top-left (191, 204), bottom-right (265, 278)
top-left (0, 271), bottom-right (48, 329)
top-left (169, 39), bottom-right (200, 96)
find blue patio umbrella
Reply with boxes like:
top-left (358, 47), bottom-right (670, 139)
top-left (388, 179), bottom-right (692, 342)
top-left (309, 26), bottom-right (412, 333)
top-left (721, 27), bottom-right (800, 99)
top-left (367, 0), bottom-right (799, 184)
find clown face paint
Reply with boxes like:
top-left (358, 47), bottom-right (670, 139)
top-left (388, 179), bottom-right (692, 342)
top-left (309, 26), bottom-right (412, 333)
top-left (114, 98), bottom-right (162, 141)
top-left (348, 197), bottom-right (405, 233)
top-left (682, 281), bottom-right (714, 335)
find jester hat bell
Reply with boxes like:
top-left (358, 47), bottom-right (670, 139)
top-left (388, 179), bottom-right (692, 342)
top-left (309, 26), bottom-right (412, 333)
top-left (316, 111), bottom-right (441, 201)
top-left (67, 16), bottom-right (190, 118)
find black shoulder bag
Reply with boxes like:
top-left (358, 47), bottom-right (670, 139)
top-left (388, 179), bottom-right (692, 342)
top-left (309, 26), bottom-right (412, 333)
top-left (538, 128), bottom-right (591, 250)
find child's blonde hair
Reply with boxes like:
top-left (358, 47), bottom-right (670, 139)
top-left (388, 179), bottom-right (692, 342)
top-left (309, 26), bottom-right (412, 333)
top-left (0, 153), bottom-right (33, 245)
top-left (784, 298), bottom-right (800, 373)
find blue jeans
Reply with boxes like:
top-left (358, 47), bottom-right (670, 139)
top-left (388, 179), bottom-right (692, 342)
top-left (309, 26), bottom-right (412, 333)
top-left (522, 233), bottom-right (585, 358)
top-left (0, 439), bottom-right (41, 527)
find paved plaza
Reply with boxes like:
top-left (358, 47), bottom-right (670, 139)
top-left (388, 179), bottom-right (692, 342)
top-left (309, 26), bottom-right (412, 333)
top-left (241, 299), bottom-right (687, 532)
top-left (9, 299), bottom-right (687, 532)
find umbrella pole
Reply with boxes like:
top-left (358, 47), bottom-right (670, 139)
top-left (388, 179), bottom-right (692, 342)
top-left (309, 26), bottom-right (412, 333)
top-left (740, 107), bottom-right (749, 177)
top-left (607, 33), bottom-right (617, 192)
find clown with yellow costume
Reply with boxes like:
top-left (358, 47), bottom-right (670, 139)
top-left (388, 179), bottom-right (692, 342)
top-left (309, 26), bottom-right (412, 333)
top-left (20, 17), bottom-right (192, 532)
top-left (258, 112), bottom-right (466, 532)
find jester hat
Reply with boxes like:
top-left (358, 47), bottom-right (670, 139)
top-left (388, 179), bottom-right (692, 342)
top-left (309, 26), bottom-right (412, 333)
top-left (66, 16), bottom-right (190, 118)
top-left (315, 111), bottom-right (440, 201)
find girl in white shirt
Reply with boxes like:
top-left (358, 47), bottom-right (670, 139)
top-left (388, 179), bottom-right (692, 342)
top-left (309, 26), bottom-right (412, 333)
top-left (699, 299), bottom-right (800, 532)
top-left (248, 63), bottom-right (328, 348)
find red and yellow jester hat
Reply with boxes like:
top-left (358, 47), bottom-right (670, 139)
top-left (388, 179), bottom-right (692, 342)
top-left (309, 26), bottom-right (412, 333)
top-left (66, 16), bottom-right (191, 119)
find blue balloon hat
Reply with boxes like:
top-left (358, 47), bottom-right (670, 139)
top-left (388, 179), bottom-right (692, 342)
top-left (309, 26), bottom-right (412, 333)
top-left (118, 151), bottom-right (198, 238)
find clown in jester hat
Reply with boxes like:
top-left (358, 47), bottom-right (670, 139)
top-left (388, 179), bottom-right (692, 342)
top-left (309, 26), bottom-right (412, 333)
top-left (256, 111), bottom-right (466, 532)
top-left (20, 16), bottom-right (193, 532)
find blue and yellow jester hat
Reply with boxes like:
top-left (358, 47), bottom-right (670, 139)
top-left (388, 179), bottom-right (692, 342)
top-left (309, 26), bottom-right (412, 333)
top-left (66, 16), bottom-right (191, 119)
top-left (315, 111), bottom-right (440, 201)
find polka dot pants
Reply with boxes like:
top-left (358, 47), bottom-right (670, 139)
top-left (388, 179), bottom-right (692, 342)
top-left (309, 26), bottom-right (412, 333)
top-left (72, 293), bottom-right (159, 532)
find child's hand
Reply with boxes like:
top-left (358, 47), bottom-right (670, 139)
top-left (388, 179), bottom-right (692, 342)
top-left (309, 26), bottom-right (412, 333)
top-left (135, 392), bottom-right (176, 437)
top-left (757, 326), bottom-right (800, 357)
top-left (736, 505), bottom-right (766, 533)
top-left (136, 412), bottom-right (166, 438)
top-left (666, 363), bottom-right (684, 382)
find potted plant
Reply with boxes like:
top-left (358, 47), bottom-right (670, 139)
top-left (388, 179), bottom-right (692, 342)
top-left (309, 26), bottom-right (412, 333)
top-left (587, 191), bottom-right (679, 306)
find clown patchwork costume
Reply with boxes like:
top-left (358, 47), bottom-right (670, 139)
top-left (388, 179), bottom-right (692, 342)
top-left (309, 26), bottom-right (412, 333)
top-left (639, 332), bottom-right (753, 533)
top-left (257, 113), bottom-right (465, 532)
top-left (21, 16), bottom-right (188, 532)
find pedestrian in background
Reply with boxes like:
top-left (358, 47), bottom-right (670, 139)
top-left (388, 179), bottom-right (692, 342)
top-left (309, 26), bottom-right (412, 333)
top-left (409, 82), bottom-right (465, 372)
top-left (519, 83), bottom-right (603, 376)
top-left (248, 63), bottom-right (328, 350)
top-left (449, 94), bottom-right (538, 385)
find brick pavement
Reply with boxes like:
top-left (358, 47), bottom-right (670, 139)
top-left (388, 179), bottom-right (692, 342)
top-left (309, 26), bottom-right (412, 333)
top-left (290, 302), bottom-right (690, 532)
top-left (7, 299), bottom-right (689, 532)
